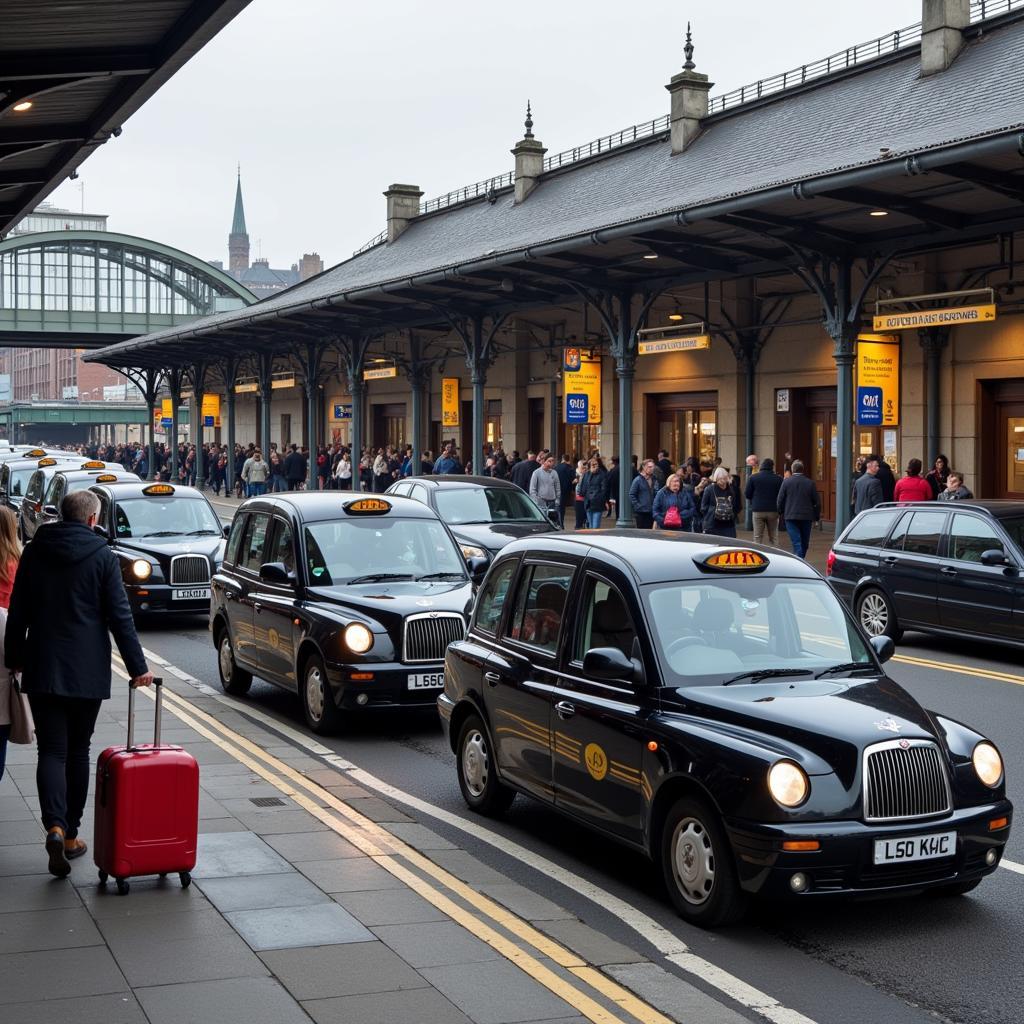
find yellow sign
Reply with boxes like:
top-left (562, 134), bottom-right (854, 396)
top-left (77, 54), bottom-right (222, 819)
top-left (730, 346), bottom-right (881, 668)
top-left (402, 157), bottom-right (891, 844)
top-left (563, 352), bottom-right (601, 425)
top-left (856, 334), bottom-right (900, 426)
top-left (142, 484), bottom-right (175, 496)
top-left (584, 743), bottom-right (608, 781)
top-left (201, 394), bottom-right (220, 420)
top-left (37, 458), bottom-right (57, 467)
top-left (81, 460), bottom-right (106, 469)
top-left (363, 366), bottom-right (398, 381)
top-left (271, 375), bottom-right (295, 390)
top-left (234, 381), bottom-right (259, 394)
top-left (638, 334), bottom-right (711, 356)
top-left (96, 474), bottom-right (118, 482)
top-left (442, 378), bottom-right (460, 428)
top-left (345, 497), bottom-right (391, 515)
top-left (872, 304), bottom-right (996, 331)
top-left (161, 398), bottom-right (174, 421)
top-left (702, 550), bottom-right (769, 571)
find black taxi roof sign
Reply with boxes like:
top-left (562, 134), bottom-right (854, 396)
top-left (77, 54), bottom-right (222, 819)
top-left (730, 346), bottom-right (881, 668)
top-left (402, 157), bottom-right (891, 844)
top-left (344, 497), bottom-right (391, 515)
top-left (142, 483), bottom-right (175, 496)
top-left (697, 549), bottom-right (769, 572)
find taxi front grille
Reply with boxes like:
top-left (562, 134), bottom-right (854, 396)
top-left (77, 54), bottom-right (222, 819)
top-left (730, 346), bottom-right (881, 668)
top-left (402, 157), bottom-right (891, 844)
top-left (863, 739), bottom-right (951, 822)
top-left (170, 554), bottom-right (211, 586)
top-left (402, 612), bottom-right (465, 663)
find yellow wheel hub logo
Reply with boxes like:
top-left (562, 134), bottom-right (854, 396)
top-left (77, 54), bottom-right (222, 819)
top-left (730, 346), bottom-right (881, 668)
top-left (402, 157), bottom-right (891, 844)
top-left (584, 743), bottom-right (608, 781)
top-left (268, 628), bottom-right (280, 650)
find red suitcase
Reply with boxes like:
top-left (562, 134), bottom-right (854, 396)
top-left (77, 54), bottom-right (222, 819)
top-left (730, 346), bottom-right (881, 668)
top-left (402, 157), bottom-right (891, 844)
top-left (93, 679), bottom-right (199, 894)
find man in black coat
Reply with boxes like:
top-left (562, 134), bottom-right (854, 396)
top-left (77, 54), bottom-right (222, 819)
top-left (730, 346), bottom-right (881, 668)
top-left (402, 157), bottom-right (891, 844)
top-left (554, 454), bottom-right (575, 527)
top-left (5, 490), bottom-right (152, 878)
top-left (509, 451), bottom-right (540, 491)
top-left (776, 459), bottom-right (821, 560)
top-left (284, 443), bottom-right (307, 490)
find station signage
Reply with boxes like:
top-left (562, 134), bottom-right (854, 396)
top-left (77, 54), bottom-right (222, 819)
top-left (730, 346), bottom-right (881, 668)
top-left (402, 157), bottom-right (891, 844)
top-left (856, 334), bottom-right (899, 426)
top-left (201, 393), bottom-right (220, 427)
top-left (563, 348), bottom-right (601, 425)
top-left (363, 366), bottom-right (398, 381)
top-left (442, 378), bottom-right (460, 427)
top-left (330, 400), bottom-right (352, 421)
top-left (271, 375), bottom-right (296, 390)
top-left (871, 305), bottom-right (996, 331)
top-left (637, 334), bottom-right (710, 356)
top-left (160, 398), bottom-right (173, 428)
top-left (234, 380), bottom-right (258, 394)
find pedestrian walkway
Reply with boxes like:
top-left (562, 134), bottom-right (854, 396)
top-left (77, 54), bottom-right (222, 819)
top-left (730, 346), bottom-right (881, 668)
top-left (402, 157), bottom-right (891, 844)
top-left (0, 670), bottom-right (754, 1024)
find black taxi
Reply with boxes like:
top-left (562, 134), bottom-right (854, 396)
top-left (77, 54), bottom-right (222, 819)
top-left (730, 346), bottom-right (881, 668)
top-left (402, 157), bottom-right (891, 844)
top-left (439, 531), bottom-right (1012, 927)
top-left (211, 493), bottom-right (476, 734)
top-left (0, 452), bottom-right (82, 514)
top-left (88, 480), bottom-right (228, 617)
top-left (19, 460), bottom-right (128, 542)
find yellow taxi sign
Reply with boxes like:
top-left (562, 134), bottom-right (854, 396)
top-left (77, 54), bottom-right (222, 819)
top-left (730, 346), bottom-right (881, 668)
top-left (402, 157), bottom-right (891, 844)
top-left (344, 497), bottom-right (391, 515)
top-left (700, 549), bottom-right (769, 572)
top-left (37, 457), bottom-right (57, 467)
top-left (81, 460), bottom-right (106, 469)
top-left (142, 483), bottom-right (175, 496)
top-left (96, 474), bottom-right (118, 482)
top-left (26, 449), bottom-right (46, 457)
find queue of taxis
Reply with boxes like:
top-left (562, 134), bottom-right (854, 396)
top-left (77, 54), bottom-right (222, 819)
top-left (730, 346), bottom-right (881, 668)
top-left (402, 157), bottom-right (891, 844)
top-left (438, 531), bottom-right (1012, 927)
top-left (87, 480), bottom-right (229, 617)
top-left (210, 493), bottom-right (477, 734)
top-left (19, 460), bottom-right (130, 542)
top-left (0, 450), bottom-right (84, 515)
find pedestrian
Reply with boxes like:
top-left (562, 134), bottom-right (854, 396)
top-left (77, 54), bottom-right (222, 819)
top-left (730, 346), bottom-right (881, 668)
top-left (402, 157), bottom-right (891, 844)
top-left (269, 450), bottom-right (287, 493)
top-left (573, 460), bottom-right (588, 530)
top-left (554, 454), bottom-right (575, 528)
top-left (937, 471), bottom-right (974, 501)
top-left (0, 507), bottom-right (22, 783)
top-left (926, 454), bottom-right (950, 498)
top-left (776, 459), bottom-right (821, 559)
top-left (372, 449), bottom-right (390, 492)
top-left (333, 449), bottom-right (352, 490)
top-left (509, 451), bottom-right (540, 491)
top-left (317, 447), bottom-right (331, 490)
top-left (875, 455), bottom-right (896, 503)
top-left (653, 473), bottom-right (696, 531)
top-left (4, 490), bottom-right (153, 877)
top-left (894, 459), bottom-right (933, 503)
top-left (433, 443), bottom-right (462, 476)
top-left (284, 443), bottom-right (307, 491)
top-left (852, 456), bottom-right (885, 515)
top-left (701, 467), bottom-right (741, 538)
top-left (745, 457), bottom-right (783, 545)
top-left (581, 457), bottom-right (610, 530)
top-left (629, 459), bottom-right (658, 529)
top-left (528, 454), bottom-right (561, 518)
top-left (656, 449), bottom-right (674, 482)
top-left (243, 448), bottom-right (270, 497)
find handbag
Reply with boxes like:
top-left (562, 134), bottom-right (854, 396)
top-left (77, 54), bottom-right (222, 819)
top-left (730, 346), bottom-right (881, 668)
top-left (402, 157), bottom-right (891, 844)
top-left (663, 504), bottom-right (682, 528)
top-left (8, 673), bottom-right (34, 745)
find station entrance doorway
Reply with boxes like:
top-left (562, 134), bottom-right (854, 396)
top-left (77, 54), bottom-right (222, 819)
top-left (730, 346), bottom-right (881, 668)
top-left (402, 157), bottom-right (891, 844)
top-left (646, 391), bottom-right (718, 469)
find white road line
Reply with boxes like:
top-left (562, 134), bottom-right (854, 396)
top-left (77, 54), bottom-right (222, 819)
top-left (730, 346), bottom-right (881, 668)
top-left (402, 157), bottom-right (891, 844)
top-left (130, 645), bottom-right (819, 1024)
top-left (1001, 858), bottom-right (1024, 875)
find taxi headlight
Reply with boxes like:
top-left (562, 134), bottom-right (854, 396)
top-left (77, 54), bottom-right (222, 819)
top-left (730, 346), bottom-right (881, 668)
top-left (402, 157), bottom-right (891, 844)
top-left (768, 761), bottom-right (810, 808)
top-left (972, 741), bottom-right (1003, 788)
top-left (460, 544), bottom-right (486, 561)
top-left (131, 559), bottom-right (152, 581)
top-left (344, 623), bottom-right (374, 655)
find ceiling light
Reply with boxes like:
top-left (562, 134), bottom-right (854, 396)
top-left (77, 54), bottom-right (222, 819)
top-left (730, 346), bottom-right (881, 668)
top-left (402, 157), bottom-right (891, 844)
top-left (12, 100), bottom-right (33, 112)
top-left (668, 311), bottom-right (684, 321)
top-left (643, 252), bottom-right (658, 260)
top-left (869, 209), bottom-right (889, 217)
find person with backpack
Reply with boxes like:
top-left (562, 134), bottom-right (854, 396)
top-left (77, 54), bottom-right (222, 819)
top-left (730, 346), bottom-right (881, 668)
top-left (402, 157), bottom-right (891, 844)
top-left (701, 467), bottom-right (741, 538)
top-left (653, 474), bottom-right (697, 531)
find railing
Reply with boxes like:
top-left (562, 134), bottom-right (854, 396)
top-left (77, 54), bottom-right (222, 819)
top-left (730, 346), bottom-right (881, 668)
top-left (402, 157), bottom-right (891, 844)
top-left (350, 0), bottom-right (1023, 257)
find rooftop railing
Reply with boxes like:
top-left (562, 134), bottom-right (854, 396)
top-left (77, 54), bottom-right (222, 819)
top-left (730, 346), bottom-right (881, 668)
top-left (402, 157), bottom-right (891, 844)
top-left (543, 115), bottom-right (670, 172)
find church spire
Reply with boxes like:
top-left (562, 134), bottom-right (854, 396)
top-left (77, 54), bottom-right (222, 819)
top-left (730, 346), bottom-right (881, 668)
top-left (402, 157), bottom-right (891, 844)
top-left (228, 165), bottom-right (250, 273)
top-left (231, 165), bottom-right (247, 235)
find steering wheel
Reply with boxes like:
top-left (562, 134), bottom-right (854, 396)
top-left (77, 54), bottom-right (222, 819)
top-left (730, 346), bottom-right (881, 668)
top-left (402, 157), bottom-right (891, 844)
top-left (665, 636), bottom-right (706, 659)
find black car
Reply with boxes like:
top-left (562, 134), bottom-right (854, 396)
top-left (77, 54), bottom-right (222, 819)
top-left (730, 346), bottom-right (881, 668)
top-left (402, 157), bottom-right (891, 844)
top-left (827, 500), bottom-right (1024, 648)
top-left (88, 480), bottom-right (228, 617)
top-left (439, 531), bottom-right (1012, 927)
top-left (0, 453), bottom-right (83, 514)
top-left (210, 493), bottom-right (477, 734)
top-left (386, 475), bottom-right (559, 563)
top-left (19, 461), bottom-right (127, 542)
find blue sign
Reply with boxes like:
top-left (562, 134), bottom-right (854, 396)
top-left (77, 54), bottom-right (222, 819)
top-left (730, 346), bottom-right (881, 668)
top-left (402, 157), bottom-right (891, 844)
top-left (857, 386), bottom-right (883, 425)
top-left (333, 404), bottom-right (352, 420)
top-left (566, 392), bottom-right (589, 424)
top-left (203, 415), bottom-right (215, 427)
top-left (161, 418), bottom-right (172, 428)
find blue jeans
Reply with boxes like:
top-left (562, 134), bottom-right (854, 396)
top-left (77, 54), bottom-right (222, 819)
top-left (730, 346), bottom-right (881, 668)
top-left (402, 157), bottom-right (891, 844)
top-left (0, 723), bottom-right (9, 782)
top-left (271, 475), bottom-right (287, 493)
top-left (785, 518), bottom-right (813, 559)
top-left (586, 510), bottom-right (603, 529)
top-left (250, 481), bottom-right (267, 497)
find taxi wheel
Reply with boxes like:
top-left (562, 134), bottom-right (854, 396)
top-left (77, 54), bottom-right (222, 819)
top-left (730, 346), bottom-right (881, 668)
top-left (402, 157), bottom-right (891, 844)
top-left (456, 715), bottom-right (514, 817)
top-left (217, 629), bottom-right (252, 696)
top-left (856, 588), bottom-right (903, 642)
top-left (661, 797), bottom-right (746, 928)
top-left (301, 654), bottom-right (342, 735)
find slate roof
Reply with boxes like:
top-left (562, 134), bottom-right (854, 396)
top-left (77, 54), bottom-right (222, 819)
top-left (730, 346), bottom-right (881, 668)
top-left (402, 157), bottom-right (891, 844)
top-left (88, 15), bottom-right (1024, 363)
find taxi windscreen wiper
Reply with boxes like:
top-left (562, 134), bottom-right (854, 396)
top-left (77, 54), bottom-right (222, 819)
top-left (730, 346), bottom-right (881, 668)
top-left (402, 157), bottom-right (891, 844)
top-left (185, 528), bottom-right (221, 536)
top-left (722, 668), bottom-right (815, 686)
top-left (140, 530), bottom-right (183, 537)
top-left (347, 572), bottom-right (415, 585)
top-left (814, 661), bottom-right (878, 679)
top-left (415, 571), bottom-right (466, 581)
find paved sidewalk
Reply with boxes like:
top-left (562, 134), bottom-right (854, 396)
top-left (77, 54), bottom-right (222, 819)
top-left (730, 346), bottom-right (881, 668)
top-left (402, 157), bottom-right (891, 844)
top-left (0, 678), bottom-right (749, 1024)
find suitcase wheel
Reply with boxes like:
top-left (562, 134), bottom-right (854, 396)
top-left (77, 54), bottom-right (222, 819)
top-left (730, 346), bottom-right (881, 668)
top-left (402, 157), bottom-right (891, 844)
top-left (116, 878), bottom-right (130, 896)
top-left (179, 871), bottom-right (192, 889)
top-left (159, 873), bottom-right (168, 879)
top-left (97, 870), bottom-right (108, 884)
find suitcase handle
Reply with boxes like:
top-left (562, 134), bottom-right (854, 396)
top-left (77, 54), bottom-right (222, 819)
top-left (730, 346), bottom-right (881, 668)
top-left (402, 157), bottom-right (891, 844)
top-left (126, 677), bottom-right (163, 751)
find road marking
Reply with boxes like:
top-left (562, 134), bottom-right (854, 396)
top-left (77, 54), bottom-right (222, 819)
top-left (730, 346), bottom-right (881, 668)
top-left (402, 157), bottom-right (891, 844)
top-left (893, 652), bottom-right (1024, 688)
top-left (122, 648), bottom-right (819, 1024)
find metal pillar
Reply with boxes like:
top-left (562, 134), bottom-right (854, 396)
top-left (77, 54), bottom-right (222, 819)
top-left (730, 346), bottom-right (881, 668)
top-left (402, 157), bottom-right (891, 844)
top-left (144, 368), bottom-right (161, 481)
top-left (300, 342), bottom-right (324, 490)
top-left (257, 353), bottom-right (274, 455)
top-left (167, 369), bottom-right (184, 482)
top-left (614, 292), bottom-right (636, 528)
top-left (919, 329), bottom-right (948, 467)
top-left (471, 337), bottom-right (486, 476)
top-left (225, 387), bottom-right (236, 492)
top-left (549, 379), bottom-right (559, 457)
top-left (407, 336), bottom-right (429, 478)
top-left (744, 351), bottom-right (756, 531)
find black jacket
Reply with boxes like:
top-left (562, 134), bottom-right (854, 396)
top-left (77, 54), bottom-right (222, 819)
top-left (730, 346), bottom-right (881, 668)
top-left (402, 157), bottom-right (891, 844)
top-left (554, 462), bottom-right (575, 507)
top-left (777, 472), bottom-right (821, 522)
top-left (744, 469), bottom-right (784, 512)
top-left (876, 461), bottom-right (896, 503)
top-left (4, 522), bottom-right (147, 698)
top-left (284, 450), bottom-right (307, 482)
top-left (701, 481), bottom-right (741, 531)
top-left (509, 459), bottom-right (540, 491)
top-left (581, 469), bottom-right (610, 510)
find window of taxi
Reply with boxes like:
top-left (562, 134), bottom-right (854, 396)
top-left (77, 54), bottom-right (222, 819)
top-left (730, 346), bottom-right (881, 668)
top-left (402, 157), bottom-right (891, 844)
top-left (268, 520), bottom-right (295, 574)
top-left (473, 559), bottom-right (517, 635)
top-left (644, 578), bottom-right (871, 683)
top-left (240, 513), bottom-right (271, 573)
top-left (575, 577), bottom-right (638, 663)
top-left (505, 563), bottom-right (574, 654)
top-left (225, 513), bottom-right (248, 565)
top-left (948, 514), bottom-right (1007, 563)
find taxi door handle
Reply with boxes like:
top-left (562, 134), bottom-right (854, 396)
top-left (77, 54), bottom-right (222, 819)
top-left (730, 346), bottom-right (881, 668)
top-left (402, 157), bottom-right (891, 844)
top-left (940, 566), bottom-right (957, 576)
top-left (253, 601), bottom-right (262, 612)
top-left (881, 555), bottom-right (898, 565)
top-left (484, 671), bottom-right (501, 686)
top-left (555, 701), bottom-right (576, 720)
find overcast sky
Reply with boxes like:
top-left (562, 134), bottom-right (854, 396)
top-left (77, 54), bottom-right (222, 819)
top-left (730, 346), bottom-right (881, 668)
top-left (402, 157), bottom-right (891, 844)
top-left (46, 0), bottom-right (922, 271)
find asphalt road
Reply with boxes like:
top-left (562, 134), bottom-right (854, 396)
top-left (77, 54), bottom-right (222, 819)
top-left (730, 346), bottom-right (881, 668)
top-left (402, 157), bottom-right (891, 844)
top-left (130, 600), bottom-right (1023, 1024)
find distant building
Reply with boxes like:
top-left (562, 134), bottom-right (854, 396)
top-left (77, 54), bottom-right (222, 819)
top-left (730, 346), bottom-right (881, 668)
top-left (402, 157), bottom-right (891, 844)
top-left (8, 202), bottom-right (108, 235)
top-left (213, 172), bottom-right (324, 299)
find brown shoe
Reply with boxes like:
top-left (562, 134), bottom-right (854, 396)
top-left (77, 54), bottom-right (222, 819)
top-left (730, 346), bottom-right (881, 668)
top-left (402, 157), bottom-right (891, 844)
top-left (64, 838), bottom-right (88, 861)
top-left (45, 827), bottom-right (70, 878)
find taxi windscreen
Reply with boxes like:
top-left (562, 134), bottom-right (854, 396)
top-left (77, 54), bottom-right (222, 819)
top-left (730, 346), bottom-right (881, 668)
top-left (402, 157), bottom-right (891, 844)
top-left (304, 518), bottom-right (466, 585)
top-left (434, 486), bottom-right (547, 525)
top-left (644, 577), bottom-right (872, 684)
top-left (112, 496), bottom-right (222, 539)
top-left (6, 467), bottom-right (37, 497)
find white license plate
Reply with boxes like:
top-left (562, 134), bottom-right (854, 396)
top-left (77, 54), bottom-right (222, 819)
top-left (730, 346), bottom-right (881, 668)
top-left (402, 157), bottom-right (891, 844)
top-left (873, 830), bottom-right (956, 865)
top-left (407, 672), bottom-right (444, 690)
top-left (171, 587), bottom-right (211, 601)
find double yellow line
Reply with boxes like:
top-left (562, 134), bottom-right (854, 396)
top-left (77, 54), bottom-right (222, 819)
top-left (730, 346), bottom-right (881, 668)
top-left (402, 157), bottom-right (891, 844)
top-left (113, 668), bottom-right (673, 1024)
top-left (893, 653), bottom-right (1024, 689)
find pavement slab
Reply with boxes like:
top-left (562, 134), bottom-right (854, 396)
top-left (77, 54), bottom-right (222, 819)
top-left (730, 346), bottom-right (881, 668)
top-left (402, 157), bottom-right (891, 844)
top-left (293, 856), bottom-right (406, 893)
top-left (604, 962), bottom-right (753, 1024)
top-left (137, 976), bottom-right (314, 1024)
top-left (0, 906), bottom-right (104, 954)
top-left (370, 921), bottom-right (502, 968)
top-left (263, 829), bottom-right (363, 861)
top-left (0, 991), bottom-right (148, 1023)
top-left (534, 918), bottom-right (648, 966)
top-left (301, 987), bottom-right (474, 1024)
top-left (226, 901), bottom-right (374, 950)
top-left (197, 870), bottom-right (331, 913)
top-left (0, 945), bottom-right (128, 1004)
top-left (192, 830), bottom-right (293, 878)
top-left (331, 887), bottom-right (449, 926)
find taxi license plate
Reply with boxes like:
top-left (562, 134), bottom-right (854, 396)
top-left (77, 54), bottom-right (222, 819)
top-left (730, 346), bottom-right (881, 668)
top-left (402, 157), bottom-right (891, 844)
top-left (407, 672), bottom-right (444, 690)
top-left (172, 587), bottom-right (211, 601)
top-left (873, 830), bottom-right (955, 865)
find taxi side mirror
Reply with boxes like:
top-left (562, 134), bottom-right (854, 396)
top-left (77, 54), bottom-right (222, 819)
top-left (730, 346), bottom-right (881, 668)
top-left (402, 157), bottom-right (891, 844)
top-left (583, 647), bottom-right (644, 686)
top-left (259, 562), bottom-right (294, 586)
top-left (546, 508), bottom-right (561, 528)
top-left (980, 548), bottom-right (1010, 567)
top-left (869, 635), bottom-right (895, 664)
top-left (92, 524), bottom-right (109, 540)
top-left (223, 523), bottom-right (232, 538)
top-left (467, 556), bottom-right (488, 582)
top-left (43, 504), bottom-right (58, 517)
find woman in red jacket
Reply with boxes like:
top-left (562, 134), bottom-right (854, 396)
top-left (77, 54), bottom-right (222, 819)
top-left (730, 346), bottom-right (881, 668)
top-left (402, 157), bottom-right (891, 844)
top-left (894, 458), bottom-right (934, 503)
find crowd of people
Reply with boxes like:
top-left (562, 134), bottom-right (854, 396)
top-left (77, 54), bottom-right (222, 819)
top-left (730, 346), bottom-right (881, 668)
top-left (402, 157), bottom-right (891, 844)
top-left (852, 453), bottom-right (973, 515)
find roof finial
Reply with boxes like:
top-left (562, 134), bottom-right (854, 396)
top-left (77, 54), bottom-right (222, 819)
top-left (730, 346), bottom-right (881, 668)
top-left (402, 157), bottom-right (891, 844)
top-left (237, 161), bottom-right (240, 179)
top-left (524, 100), bottom-right (534, 139)
top-left (683, 22), bottom-right (696, 71)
